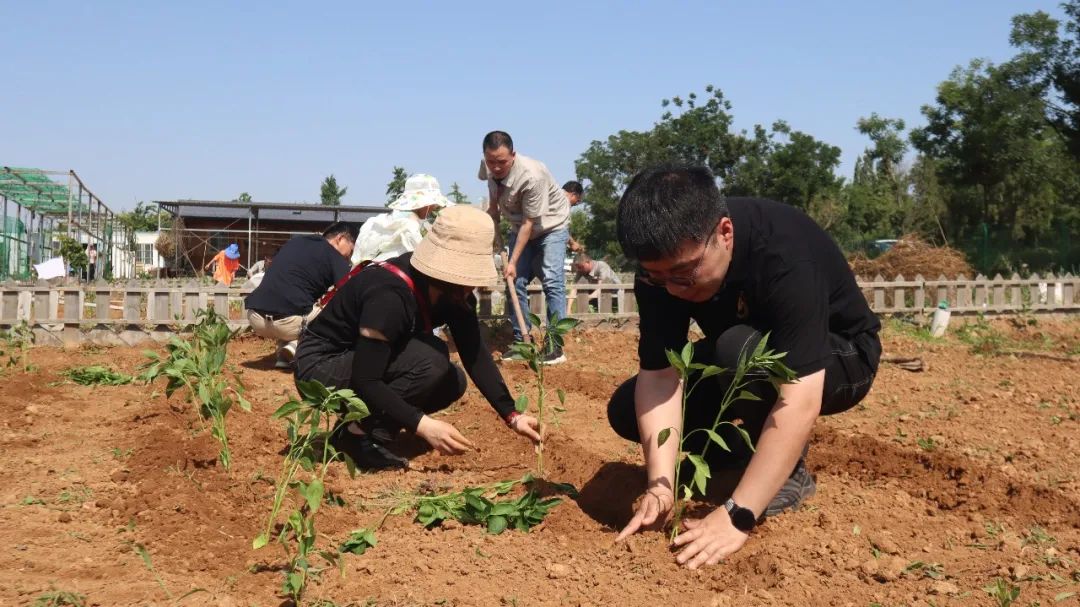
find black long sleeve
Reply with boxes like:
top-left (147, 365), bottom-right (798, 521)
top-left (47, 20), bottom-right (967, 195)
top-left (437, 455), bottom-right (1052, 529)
top-left (442, 301), bottom-right (516, 420)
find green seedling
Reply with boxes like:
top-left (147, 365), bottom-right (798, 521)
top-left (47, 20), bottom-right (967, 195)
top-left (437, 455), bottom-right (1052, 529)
top-left (63, 365), bottom-right (135, 386)
top-left (905, 561), bottom-right (945, 579)
top-left (32, 589), bottom-right (86, 607)
top-left (413, 473), bottom-right (576, 534)
top-left (142, 308), bottom-right (250, 470)
top-left (657, 334), bottom-right (796, 540)
top-left (253, 380), bottom-right (369, 605)
top-left (339, 528), bottom-right (377, 556)
top-left (983, 577), bottom-right (1021, 607)
top-left (0, 321), bottom-right (34, 373)
top-left (916, 436), bottom-right (938, 452)
top-left (507, 313), bottom-right (581, 476)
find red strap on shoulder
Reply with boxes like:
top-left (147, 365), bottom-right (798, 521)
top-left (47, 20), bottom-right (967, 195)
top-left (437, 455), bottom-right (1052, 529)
top-left (318, 260), bottom-right (431, 332)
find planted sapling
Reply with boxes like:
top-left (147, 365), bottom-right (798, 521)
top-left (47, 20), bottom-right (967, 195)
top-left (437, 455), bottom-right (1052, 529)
top-left (506, 312), bottom-right (581, 476)
top-left (253, 380), bottom-right (369, 604)
top-left (657, 334), bottom-right (796, 539)
top-left (141, 307), bottom-right (250, 470)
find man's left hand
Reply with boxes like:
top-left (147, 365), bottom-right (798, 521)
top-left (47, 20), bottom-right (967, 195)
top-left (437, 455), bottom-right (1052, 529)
top-left (671, 507), bottom-right (750, 569)
top-left (503, 262), bottom-right (517, 282)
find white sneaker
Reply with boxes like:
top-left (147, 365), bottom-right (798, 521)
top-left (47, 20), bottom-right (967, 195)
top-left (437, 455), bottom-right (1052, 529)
top-left (280, 342), bottom-right (297, 363)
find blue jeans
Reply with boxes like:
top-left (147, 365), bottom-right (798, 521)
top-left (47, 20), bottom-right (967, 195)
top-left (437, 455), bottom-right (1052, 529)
top-left (507, 227), bottom-right (568, 344)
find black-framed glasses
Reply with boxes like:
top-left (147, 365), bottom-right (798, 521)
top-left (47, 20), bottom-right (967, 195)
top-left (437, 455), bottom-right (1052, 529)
top-left (638, 230), bottom-right (716, 288)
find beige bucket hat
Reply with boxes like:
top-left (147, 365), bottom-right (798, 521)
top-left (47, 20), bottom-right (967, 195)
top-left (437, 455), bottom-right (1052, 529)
top-left (411, 205), bottom-right (498, 287)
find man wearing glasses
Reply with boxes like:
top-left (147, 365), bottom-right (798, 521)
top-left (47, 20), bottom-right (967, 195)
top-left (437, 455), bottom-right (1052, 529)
top-left (608, 166), bottom-right (881, 568)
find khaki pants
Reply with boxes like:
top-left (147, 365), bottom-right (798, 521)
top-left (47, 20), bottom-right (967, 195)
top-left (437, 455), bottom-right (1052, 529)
top-left (246, 307), bottom-right (320, 352)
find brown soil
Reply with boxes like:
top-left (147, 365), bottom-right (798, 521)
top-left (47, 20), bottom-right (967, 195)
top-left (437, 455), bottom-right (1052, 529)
top-left (849, 234), bottom-right (975, 280)
top-left (2, 319), bottom-right (1079, 606)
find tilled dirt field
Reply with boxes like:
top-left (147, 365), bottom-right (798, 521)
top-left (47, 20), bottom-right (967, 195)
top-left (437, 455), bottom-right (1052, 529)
top-left (1, 318), bottom-right (1078, 606)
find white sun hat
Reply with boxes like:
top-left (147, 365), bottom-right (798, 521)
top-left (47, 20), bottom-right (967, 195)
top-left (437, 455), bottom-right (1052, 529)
top-left (388, 173), bottom-right (454, 211)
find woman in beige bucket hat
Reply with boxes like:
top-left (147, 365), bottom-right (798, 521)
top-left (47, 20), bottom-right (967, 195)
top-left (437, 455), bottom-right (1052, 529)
top-left (295, 205), bottom-right (541, 470)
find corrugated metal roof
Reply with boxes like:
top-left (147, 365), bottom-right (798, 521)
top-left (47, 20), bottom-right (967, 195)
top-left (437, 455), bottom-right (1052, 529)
top-left (155, 199), bottom-right (385, 222)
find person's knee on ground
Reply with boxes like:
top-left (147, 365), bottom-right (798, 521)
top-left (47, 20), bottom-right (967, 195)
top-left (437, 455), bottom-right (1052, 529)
top-left (607, 377), bottom-right (640, 442)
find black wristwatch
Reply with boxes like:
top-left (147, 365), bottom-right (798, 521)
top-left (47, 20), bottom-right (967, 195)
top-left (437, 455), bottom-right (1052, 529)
top-left (724, 498), bottom-right (757, 532)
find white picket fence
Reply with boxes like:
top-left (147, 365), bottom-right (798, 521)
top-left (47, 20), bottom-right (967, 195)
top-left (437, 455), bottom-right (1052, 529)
top-left (0, 273), bottom-right (1076, 344)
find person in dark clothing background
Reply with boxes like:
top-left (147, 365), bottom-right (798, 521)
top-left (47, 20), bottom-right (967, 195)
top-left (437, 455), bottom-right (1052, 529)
top-left (609, 166), bottom-right (881, 569)
top-left (295, 205), bottom-right (542, 470)
top-left (245, 222), bottom-right (357, 369)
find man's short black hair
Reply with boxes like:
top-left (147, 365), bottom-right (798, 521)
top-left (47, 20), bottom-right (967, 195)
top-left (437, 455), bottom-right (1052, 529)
top-left (616, 166), bottom-right (729, 262)
top-left (562, 180), bottom-right (584, 196)
top-left (482, 131), bottom-right (514, 152)
top-left (322, 221), bottom-right (359, 241)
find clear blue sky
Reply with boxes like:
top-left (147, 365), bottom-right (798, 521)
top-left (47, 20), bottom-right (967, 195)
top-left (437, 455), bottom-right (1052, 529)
top-left (1, 1), bottom-right (1064, 210)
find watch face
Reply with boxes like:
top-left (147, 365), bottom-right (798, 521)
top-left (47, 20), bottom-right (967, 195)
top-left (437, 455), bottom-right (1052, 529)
top-left (732, 507), bottom-right (756, 532)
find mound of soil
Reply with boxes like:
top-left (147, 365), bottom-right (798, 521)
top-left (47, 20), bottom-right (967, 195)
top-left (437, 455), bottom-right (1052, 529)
top-left (850, 234), bottom-right (975, 280)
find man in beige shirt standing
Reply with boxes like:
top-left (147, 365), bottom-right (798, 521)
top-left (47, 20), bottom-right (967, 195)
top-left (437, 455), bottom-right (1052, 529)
top-left (481, 130), bottom-right (571, 364)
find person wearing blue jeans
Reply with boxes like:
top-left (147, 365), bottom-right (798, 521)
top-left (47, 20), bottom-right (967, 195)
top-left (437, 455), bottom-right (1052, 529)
top-left (480, 130), bottom-right (571, 364)
top-left (507, 226), bottom-right (569, 348)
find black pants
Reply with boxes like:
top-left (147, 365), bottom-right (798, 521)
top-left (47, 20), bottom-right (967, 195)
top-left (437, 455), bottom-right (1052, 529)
top-left (295, 333), bottom-right (467, 432)
top-left (88, 263), bottom-right (96, 281)
top-left (607, 325), bottom-right (880, 466)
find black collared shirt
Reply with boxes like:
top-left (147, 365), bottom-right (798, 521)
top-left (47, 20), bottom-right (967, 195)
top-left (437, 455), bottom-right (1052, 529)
top-left (635, 198), bottom-right (880, 377)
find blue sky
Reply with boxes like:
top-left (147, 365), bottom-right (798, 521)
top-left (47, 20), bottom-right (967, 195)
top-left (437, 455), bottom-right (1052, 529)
top-left (1, 1), bottom-right (1064, 210)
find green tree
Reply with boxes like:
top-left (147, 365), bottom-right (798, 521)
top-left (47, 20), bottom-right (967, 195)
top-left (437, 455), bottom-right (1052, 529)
top-left (236, 192), bottom-right (252, 203)
top-left (1008, 1), bottom-right (1080, 160)
top-left (448, 182), bottom-right (469, 205)
top-left (57, 236), bottom-right (88, 277)
top-left (320, 175), bottom-right (347, 206)
top-left (117, 202), bottom-right (170, 233)
top-left (386, 166), bottom-right (408, 206)
top-left (910, 59), bottom-right (1069, 240)
top-left (575, 86), bottom-right (755, 262)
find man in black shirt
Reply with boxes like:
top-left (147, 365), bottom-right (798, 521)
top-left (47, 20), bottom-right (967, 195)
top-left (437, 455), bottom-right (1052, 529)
top-left (244, 222), bottom-right (357, 368)
top-left (296, 205), bottom-right (542, 470)
top-left (609, 166), bottom-right (881, 568)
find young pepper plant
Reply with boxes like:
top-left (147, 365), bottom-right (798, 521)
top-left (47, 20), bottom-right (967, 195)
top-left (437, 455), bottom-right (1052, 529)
top-left (141, 308), bottom-right (250, 470)
top-left (657, 333), bottom-right (797, 540)
top-left (507, 313), bottom-right (581, 477)
top-left (253, 379), bottom-right (369, 605)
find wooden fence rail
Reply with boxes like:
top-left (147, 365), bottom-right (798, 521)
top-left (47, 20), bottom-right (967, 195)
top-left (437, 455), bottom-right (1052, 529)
top-left (0, 273), bottom-right (1076, 344)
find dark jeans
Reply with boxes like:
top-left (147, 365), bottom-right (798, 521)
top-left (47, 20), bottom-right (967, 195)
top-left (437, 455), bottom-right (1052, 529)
top-left (295, 333), bottom-right (467, 433)
top-left (608, 325), bottom-right (880, 466)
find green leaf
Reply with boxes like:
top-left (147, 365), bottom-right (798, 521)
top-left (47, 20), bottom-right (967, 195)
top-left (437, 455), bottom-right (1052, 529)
top-left (304, 479), bottom-right (324, 513)
top-left (735, 389), bottom-right (762, 402)
top-left (686, 454), bottom-right (711, 496)
top-left (252, 533), bottom-right (269, 550)
top-left (556, 388), bottom-right (566, 406)
top-left (699, 365), bottom-right (725, 379)
top-left (554, 317), bottom-right (581, 333)
top-left (657, 428), bottom-right (672, 447)
top-left (664, 349), bottom-right (686, 375)
top-left (487, 515), bottom-right (509, 534)
top-left (680, 341), bottom-right (694, 367)
top-left (236, 394), bottom-right (251, 412)
top-left (514, 393), bottom-right (529, 413)
top-left (272, 400), bottom-right (304, 419)
top-left (703, 428), bottom-right (729, 451)
top-left (526, 312), bottom-right (542, 328)
top-left (735, 426), bottom-right (756, 452)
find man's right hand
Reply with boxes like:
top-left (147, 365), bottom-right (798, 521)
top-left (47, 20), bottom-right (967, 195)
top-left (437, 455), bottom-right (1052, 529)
top-left (416, 416), bottom-right (475, 455)
top-left (616, 486), bottom-right (675, 541)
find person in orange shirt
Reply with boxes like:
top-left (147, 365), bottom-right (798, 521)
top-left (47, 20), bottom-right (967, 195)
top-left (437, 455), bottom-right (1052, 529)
top-left (204, 243), bottom-right (241, 285)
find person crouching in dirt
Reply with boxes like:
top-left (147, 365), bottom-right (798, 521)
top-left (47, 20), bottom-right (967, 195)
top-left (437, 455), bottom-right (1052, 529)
top-left (295, 205), bottom-right (542, 470)
top-left (609, 166), bottom-right (881, 568)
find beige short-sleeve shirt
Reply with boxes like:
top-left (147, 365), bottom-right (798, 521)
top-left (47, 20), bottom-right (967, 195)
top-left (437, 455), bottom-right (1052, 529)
top-left (481, 154), bottom-right (570, 239)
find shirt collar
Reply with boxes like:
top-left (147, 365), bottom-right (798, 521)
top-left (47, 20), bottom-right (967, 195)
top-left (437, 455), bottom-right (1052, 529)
top-left (495, 154), bottom-right (527, 190)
